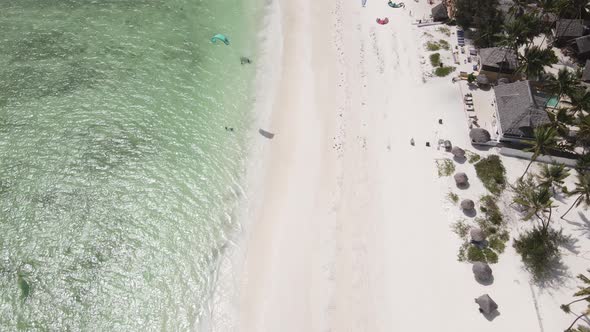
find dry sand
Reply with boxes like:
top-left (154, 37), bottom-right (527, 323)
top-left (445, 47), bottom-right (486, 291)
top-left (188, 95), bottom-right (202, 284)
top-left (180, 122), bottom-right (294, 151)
top-left (207, 0), bottom-right (590, 331)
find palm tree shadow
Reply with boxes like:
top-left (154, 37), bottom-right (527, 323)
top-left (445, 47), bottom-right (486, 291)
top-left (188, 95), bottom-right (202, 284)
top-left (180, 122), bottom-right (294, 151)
top-left (534, 258), bottom-right (571, 290)
top-left (561, 233), bottom-right (580, 255)
top-left (553, 190), bottom-right (568, 204)
top-left (565, 212), bottom-right (590, 240)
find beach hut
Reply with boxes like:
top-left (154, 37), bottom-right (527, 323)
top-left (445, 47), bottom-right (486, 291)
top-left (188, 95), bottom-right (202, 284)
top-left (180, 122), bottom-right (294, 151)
top-left (444, 140), bottom-right (452, 151)
top-left (475, 294), bottom-right (498, 314)
top-left (472, 262), bottom-right (493, 283)
top-left (451, 146), bottom-right (465, 158)
top-left (454, 172), bottom-right (469, 188)
top-left (460, 199), bottom-right (475, 211)
top-left (469, 128), bottom-right (491, 144)
top-left (470, 227), bottom-right (485, 242)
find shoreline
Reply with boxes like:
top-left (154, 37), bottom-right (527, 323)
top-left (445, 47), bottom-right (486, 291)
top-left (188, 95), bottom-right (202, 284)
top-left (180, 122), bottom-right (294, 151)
top-left (203, 0), bottom-right (285, 329)
top-left (207, 0), bottom-right (590, 331)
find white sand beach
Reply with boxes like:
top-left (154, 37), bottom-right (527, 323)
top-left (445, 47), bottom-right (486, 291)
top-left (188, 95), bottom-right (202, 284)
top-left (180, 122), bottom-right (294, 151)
top-left (208, 0), bottom-right (590, 331)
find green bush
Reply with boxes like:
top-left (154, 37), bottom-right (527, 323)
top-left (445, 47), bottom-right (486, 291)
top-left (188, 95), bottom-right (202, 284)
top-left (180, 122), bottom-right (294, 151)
top-left (439, 39), bottom-right (450, 50)
top-left (436, 158), bottom-right (455, 176)
top-left (434, 66), bottom-right (455, 77)
top-left (437, 26), bottom-right (451, 36)
top-left (465, 150), bottom-right (481, 163)
top-left (429, 53), bottom-right (441, 67)
top-left (451, 219), bottom-right (470, 238)
top-left (488, 236), bottom-right (506, 254)
top-left (514, 227), bottom-right (566, 281)
top-left (475, 155), bottom-right (506, 195)
top-left (480, 195), bottom-right (503, 226)
top-left (447, 191), bottom-right (459, 203)
top-left (467, 246), bottom-right (498, 264)
top-left (426, 41), bottom-right (441, 51)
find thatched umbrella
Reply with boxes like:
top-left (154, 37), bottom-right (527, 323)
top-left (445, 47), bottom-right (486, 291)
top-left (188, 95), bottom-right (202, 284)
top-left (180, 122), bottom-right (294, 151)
top-left (470, 227), bottom-right (485, 242)
top-left (451, 146), bottom-right (465, 158)
top-left (472, 262), bottom-right (493, 283)
top-left (476, 74), bottom-right (490, 86)
top-left (460, 199), bottom-right (475, 211)
top-left (469, 128), bottom-right (491, 143)
top-left (454, 172), bottom-right (469, 187)
top-left (444, 140), bottom-right (452, 151)
top-left (475, 294), bottom-right (498, 314)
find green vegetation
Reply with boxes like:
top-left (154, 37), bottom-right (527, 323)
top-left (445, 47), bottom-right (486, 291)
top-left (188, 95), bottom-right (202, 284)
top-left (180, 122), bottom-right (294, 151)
top-left (447, 191), bottom-right (459, 203)
top-left (561, 270), bottom-right (590, 332)
top-left (436, 158), bottom-right (455, 177)
top-left (455, 196), bottom-right (508, 264)
top-left (537, 164), bottom-right (570, 194)
top-left (434, 66), bottom-right (455, 77)
top-left (454, 196), bottom-right (508, 264)
top-left (451, 219), bottom-right (470, 238)
top-left (449, 0), bottom-right (590, 283)
top-left (511, 172), bottom-right (568, 281)
top-left (465, 150), bottom-right (481, 164)
top-left (437, 26), bottom-right (451, 36)
top-left (467, 246), bottom-right (499, 264)
top-left (561, 171), bottom-right (590, 219)
top-left (474, 155), bottom-right (506, 195)
top-left (426, 40), bottom-right (450, 52)
top-left (429, 53), bottom-right (441, 67)
top-left (455, 0), bottom-right (503, 47)
top-left (514, 227), bottom-right (566, 281)
top-left (425, 41), bottom-right (441, 51)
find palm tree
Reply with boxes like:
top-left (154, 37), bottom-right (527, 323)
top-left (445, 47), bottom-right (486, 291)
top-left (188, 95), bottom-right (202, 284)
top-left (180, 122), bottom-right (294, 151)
top-left (513, 183), bottom-right (555, 232)
top-left (502, 14), bottom-right (545, 52)
top-left (546, 68), bottom-right (580, 108)
top-left (521, 127), bottom-right (558, 179)
top-left (568, 88), bottom-right (590, 116)
top-left (561, 270), bottom-right (590, 332)
top-left (517, 46), bottom-right (558, 80)
top-left (537, 163), bottom-right (570, 193)
top-left (576, 114), bottom-right (590, 150)
top-left (561, 171), bottom-right (590, 219)
top-left (548, 108), bottom-right (575, 138)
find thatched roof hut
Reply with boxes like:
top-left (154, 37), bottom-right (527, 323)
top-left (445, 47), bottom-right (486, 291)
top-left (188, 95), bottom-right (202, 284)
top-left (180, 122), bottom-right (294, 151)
top-left (475, 294), bottom-right (498, 314)
top-left (469, 128), bottom-right (491, 143)
top-left (460, 199), bottom-right (475, 211)
top-left (470, 227), bottom-right (485, 242)
top-left (451, 146), bottom-right (465, 158)
top-left (454, 172), bottom-right (469, 187)
top-left (444, 140), bottom-right (452, 151)
top-left (472, 262), bottom-right (493, 283)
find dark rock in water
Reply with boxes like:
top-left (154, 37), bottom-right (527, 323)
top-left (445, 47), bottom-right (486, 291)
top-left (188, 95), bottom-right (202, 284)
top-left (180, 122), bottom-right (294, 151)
top-left (240, 57), bottom-right (251, 65)
top-left (259, 129), bottom-right (274, 139)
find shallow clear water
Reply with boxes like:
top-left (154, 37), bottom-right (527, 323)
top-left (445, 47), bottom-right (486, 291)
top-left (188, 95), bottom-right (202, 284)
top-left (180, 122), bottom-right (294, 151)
top-left (0, 0), bottom-right (260, 330)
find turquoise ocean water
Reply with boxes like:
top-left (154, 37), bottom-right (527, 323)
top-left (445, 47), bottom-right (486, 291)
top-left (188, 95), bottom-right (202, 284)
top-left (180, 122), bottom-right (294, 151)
top-left (0, 0), bottom-right (262, 330)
